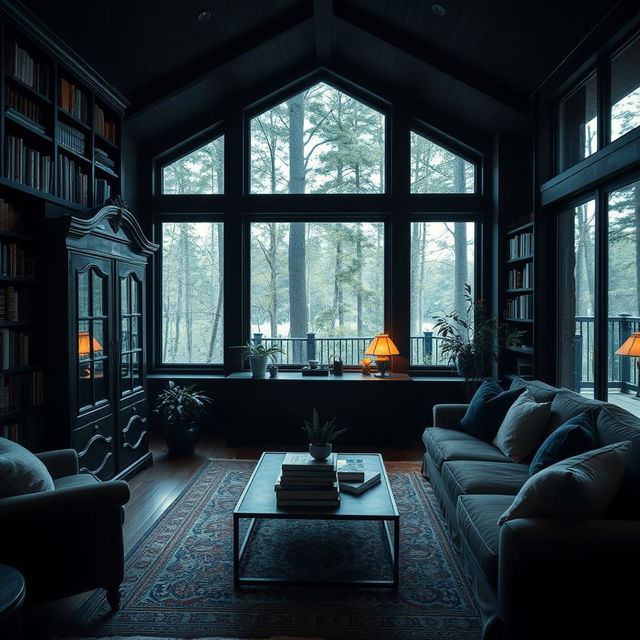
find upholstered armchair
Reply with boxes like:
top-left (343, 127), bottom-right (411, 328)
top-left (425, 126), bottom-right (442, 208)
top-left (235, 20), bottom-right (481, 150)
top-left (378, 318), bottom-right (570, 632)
top-left (0, 448), bottom-right (130, 610)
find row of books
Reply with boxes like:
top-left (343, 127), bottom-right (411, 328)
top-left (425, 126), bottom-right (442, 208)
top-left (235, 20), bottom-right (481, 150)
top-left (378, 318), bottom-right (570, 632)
top-left (0, 370), bottom-right (44, 414)
top-left (507, 262), bottom-right (533, 289)
top-left (506, 294), bottom-right (533, 320)
top-left (0, 241), bottom-right (35, 278)
top-left (95, 147), bottom-right (115, 169)
top-left (0, 199), bottom-right (23, 232)
top-left (508, 231), bottom-right (533, 260)
top-left (5, 41), bottom-right (50, 96)
top-left (1, 422), bottom-right (21, 441)
top-left (58, 154), bottom-right (89, 205)
top-left (57, 121), bottom-right (86, 155)
top-left (0, 286), bottom-right (24, 322)
top-left (60, 78), bottom-right (89, 124)
top-left (95, 105), bottom-right (117, 144)
top-left (5, 135), bottom-right (54, 193)
top-left (95, 178), bottom-right (112, 204)
top-left (6, 85), bottom-right (45, 130)
top-left (0, 329), bottom-right (30, 369)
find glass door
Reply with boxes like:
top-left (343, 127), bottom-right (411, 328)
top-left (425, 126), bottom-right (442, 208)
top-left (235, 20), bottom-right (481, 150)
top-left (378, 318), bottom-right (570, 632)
top-left (118, 264), bottom-right (144, 398)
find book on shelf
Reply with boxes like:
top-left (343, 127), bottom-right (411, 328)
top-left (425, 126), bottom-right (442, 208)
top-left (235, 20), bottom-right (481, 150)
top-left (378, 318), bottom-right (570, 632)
top-left (95, 178), bottom-right (112, 204)
top-left (0, 329), bottom-right (30, 368)
top-left (5, 41), bottom-right (50, 96)
top-left (0, 286), bottom-right (32, 322)
top-left (5, 135), bottom-right (53, 193)
top-left (282, 452), bottom-right (337, 472)
top-left (6, 85), bottom-right (45, 129)
top-left (95, 105), bottom-right (117, 144)
top-left (0, 241), bottom-right (35, 278)
top-left (507, 262), bottom-right (533, 289)
top-left (339, 471), bottom-right (381, 495)
top-left (508, 231), bottom-right (533, 259)
top-left (337, 457), bottom-right (366, 482)
top-left (0, 199), bottom-right (21, 232)
top-left (57, 122), bottom-right (86, 155)
top-left (59, 78), bottom-right (88, 123)
top-left (1, 422), bottom-right (22, 441)
top-left (0, 369), bottom-right (43, 414)
top-left (95, 148), bottom-right (115, 168)
top-left (506, 294), bottom-right (533, 319)
top-left (57, 154), bottom-right (89, 205)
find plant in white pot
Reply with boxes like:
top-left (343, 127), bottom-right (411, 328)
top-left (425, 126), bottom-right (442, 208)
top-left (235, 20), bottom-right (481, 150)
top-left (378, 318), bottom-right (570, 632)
top-left (154, 381), bottom-right (212, 455)
top-left (302, 408), bottom-right (347, 461)
top-left (231, 341), bottom-right (284, 378)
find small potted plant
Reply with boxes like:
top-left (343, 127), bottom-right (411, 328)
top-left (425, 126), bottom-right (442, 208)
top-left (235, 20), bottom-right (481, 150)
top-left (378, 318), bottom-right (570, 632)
top-left (154, 381), bottom-right (212, 455)
top-left (302, 408), bottom-right (347, 461)
top-left (231, 341), bottom-right (284, 378)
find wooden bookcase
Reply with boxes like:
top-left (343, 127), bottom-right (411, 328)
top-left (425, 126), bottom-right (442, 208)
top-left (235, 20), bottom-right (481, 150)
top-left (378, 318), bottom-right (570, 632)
top-left (0, 193), bottom-right (43, 448)
top-left (503, 218), bottom-right (535, 379)
top-left (0, 10), bottom-right (125, 211)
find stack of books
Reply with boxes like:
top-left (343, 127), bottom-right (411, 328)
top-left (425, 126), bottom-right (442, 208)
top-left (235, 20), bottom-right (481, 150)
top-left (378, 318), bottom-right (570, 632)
top-left (275, 452), bottom-right (340, 508)
top-left (337, 457), bottom-right (381, 495)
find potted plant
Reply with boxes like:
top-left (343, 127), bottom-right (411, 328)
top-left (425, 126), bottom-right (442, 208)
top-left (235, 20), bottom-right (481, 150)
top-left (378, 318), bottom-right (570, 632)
top-left (302, 408), bottom-right (347, 461)
top-left (154, 381), bottom-right (212, 455)
top-left (433, 283), bottom-right (524, 381)
top-left (231, 341), bottom-right (284, 378)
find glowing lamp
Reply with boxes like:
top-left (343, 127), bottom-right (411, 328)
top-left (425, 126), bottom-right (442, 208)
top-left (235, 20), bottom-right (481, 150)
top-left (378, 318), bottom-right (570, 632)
top-left (78, 332), bottom-right (103, 358)
top-left (616, 333), bottom-right (640, 397)
top-left (365, 334), bottom-right (399, 378)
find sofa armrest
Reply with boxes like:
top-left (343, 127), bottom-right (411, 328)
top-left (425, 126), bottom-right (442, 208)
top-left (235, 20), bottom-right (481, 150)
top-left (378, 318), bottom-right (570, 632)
top-left (498, 518), bottom-right (640, 638)
top-left (432, 403), bottom-right (469, 427)
top-left (36, 449), bottom-right (79, 479)
top-left (0, 480), bottom-right (130, 519)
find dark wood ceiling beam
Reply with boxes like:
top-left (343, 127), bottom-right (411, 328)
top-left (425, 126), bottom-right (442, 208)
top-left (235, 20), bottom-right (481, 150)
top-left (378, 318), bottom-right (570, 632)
top-left (314, 0), bottom-right (333, 63)
top-left (128, 3), bottom-right (314, 118)
top-left (334, 2), bottom-right (530, 116)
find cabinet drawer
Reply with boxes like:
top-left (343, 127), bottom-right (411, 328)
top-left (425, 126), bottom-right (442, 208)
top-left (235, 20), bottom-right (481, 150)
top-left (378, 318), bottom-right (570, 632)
top-left (119, 400), bottom-right (149, 470)
top-left (73, 417), bottom-right (115, 480)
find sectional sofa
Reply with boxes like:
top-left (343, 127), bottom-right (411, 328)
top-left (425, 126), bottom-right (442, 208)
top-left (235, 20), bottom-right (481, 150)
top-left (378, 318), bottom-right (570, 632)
top-left (423, 378), bottom-right (640, 639)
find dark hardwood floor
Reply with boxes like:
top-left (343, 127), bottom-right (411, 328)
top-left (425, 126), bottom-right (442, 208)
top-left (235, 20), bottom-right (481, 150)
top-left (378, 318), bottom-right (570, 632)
top-left (24, 434), bottom-right (424, 640)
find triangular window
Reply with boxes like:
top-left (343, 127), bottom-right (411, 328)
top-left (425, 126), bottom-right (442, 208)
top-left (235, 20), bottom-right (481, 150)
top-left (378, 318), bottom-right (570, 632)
top-left (162, 135), bottom-right (224, 194)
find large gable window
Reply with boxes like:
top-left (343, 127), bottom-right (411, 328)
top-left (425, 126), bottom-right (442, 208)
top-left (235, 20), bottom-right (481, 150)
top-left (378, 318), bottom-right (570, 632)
top-left (162, 135), bottom-right (224, 195)
top-left (250, 82), bottom-right (385, 194)
top-left (410, 131), bottom-right (475, 193)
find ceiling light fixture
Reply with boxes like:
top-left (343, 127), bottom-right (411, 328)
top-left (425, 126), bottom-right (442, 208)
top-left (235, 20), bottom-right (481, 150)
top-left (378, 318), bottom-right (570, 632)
top-left (431, 3), bottom-right (447, 16)
top-left (196, 9), bottom-right (212, 22)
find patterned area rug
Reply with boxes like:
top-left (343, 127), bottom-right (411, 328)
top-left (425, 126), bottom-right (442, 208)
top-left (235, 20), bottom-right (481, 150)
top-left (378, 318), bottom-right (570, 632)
top-left (63, 459), bottom-right (481, 640)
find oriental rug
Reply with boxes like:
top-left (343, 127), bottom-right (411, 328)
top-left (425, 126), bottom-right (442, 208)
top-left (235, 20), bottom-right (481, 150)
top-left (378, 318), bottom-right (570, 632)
top-left (63, 459), bottom-right (481, 640)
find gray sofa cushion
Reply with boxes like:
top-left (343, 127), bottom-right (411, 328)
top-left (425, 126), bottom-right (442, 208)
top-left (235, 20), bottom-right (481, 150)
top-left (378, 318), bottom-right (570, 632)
top-left (441, 460), bottom-right (529, 504)
top-left (457, 494), bottom-right (515, 589)
top-left (548, 389), bottom-right (603, 434)
top-left (509, 377), bottom-right (560, 403)
top-left (597, 404), bottom-right (640, 518)
top-left (0, 438), bottom-right (55, 497)
top-left (423, 428), bottom-right (511, 470)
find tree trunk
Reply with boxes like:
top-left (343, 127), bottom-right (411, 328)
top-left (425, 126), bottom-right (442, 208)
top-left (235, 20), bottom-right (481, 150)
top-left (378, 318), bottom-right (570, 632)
top-left (171, 230), bottom-right (184, 360)
top-left (356, 224), bottom-right (363, 335)
top-left (182, 226), bottom-right (193, 361)
top-left (333, 227), bottom-right (344, 329)
top-left (207, 223), bottom-right (224, 362)
top-left (453, 157), bottom-right (468, 315)
top-left (268, 223), bottom-right (278, 337)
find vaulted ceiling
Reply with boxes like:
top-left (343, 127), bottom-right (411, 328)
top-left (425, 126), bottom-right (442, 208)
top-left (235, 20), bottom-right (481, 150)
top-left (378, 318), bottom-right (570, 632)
top-left (20, 0), bottom-right (619, 144)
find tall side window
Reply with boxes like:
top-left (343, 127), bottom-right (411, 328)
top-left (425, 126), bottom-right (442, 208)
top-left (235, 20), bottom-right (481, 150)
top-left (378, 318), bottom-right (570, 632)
top-left (557, 200), bottom-right (596, 393)
top-left (409, 221), bottom-right (475, 366)
top-left (558, 74), bottom-right (598, 171)
top-left (161, 222), bottom-right (224, 364)
top-left (611, 36), bottom-right (640, 142)
top-left (162, 136), bottom-right (224, 194)
top-left (250, 82), bottom-right (385, 194)
top-left (250, 222), bottom-right (384, 364)
top-left (410, 132), bottom-right (475, 193)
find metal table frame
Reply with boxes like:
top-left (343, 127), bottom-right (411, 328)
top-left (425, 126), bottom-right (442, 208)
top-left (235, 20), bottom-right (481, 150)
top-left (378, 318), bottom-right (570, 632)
top-left (233, 452), bottom-right (400, 589)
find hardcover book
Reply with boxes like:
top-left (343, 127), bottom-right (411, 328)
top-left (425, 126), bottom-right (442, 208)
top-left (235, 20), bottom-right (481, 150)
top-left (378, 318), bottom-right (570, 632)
top-left (282, 452), bottom-right (337, 472)
top-left (337, 457), bottom-right (366, 482)
top-left (339, 471), bottom-right (381, 495)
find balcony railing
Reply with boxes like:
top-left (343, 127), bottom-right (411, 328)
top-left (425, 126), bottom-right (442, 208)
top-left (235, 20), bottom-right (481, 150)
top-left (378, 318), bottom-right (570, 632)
top-left (252, 332), bottom-right (449, 367)
top-left (574, 315), bottom-right (640, 392)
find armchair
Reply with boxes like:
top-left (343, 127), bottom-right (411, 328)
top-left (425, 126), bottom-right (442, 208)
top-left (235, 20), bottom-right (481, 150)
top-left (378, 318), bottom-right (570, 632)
top-left (0, 448), bottom-right (130, 610)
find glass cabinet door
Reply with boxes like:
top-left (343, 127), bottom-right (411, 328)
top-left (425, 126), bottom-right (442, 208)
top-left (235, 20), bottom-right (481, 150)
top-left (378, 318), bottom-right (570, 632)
top-left (118, 266), bottom-right (144, 397)
top-left (75, 257), bottom-right (111, 412)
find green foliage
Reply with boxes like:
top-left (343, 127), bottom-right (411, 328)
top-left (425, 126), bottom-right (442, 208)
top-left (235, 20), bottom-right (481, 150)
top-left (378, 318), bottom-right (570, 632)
top-left (162, 136), bottom-right (224, 195)
top-left (231, 341), bottom-right (285, 362)
top-left (301, 408), bottom-right (347, 445)
top-left (433, 284), bottom-right (524, 378)
top-left (154, 381), bottom-right (212, 426)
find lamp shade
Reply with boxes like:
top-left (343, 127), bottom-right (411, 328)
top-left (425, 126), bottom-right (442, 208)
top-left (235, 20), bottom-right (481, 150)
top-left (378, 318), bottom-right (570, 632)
top-left (616, 332), bottom-right (640, 357)
top-left (365, 334), bottom-right (399, 357)
top-left (78, 331), bottom-right (103, 357)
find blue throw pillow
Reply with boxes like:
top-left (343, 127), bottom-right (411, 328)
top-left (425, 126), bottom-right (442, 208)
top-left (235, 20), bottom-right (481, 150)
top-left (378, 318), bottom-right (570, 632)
top-left (458, 379), bottom-right (525, 443)
top-left (529, 409), bottom-right (597, 476)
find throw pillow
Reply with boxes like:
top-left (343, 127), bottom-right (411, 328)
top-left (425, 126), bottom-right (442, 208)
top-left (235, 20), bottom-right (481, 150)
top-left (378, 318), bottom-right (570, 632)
top-left (529, 409), bottom-right (597, 476)
top-left (492, 390), bottom-right (552, 462)
top-left (498, 441), bottom-right (631, 525)
top-left (458, 379), bottom-right (525, 443)
top-left (0, 437), bottom-right (55, 498)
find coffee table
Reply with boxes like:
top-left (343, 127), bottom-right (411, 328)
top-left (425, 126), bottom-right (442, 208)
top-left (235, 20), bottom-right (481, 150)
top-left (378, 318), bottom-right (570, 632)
top-left (233, 452), bottom-right (399, 589)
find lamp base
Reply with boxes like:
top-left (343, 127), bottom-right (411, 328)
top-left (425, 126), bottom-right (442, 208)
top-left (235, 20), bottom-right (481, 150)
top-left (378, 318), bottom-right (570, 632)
top-left (375, 358), bottom-right (390, 377)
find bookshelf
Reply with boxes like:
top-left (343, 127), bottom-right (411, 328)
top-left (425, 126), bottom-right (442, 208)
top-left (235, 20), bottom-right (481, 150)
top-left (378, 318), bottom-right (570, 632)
top-left (503, 218), bottom-right (535, 379)
top-left (1, 12), bottom-right (125, 210)
top-left (0, 195), bottom-right (43, 449)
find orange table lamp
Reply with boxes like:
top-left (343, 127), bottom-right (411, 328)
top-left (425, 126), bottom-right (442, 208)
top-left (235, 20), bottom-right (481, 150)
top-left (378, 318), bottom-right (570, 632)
top-left (365, 334), bottom-right (399, 378)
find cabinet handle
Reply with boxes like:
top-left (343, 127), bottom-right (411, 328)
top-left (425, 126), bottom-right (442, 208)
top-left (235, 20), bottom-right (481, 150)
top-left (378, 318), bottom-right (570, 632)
top-left (93, 423), bottom-right (99, 432)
